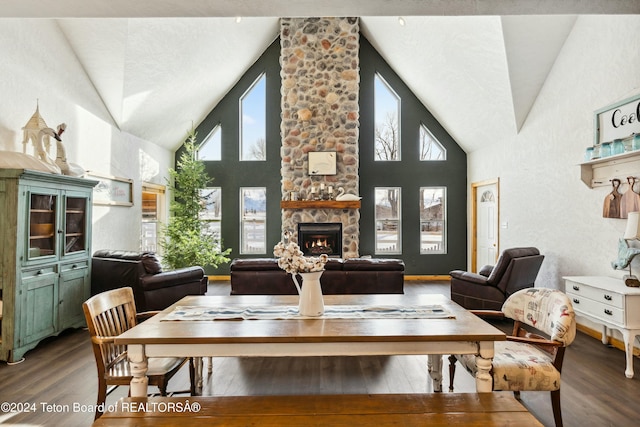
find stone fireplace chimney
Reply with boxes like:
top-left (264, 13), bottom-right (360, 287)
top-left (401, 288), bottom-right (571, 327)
top-left (279, 17), bottom-right (360, 258)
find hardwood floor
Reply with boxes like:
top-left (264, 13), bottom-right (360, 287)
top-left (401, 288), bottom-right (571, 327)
top-left (1, 281), bottom-right (638, 426)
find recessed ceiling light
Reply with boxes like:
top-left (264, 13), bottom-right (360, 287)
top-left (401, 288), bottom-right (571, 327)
top-left (235, 16), bottom-right (242, 24)
top-left (398, 17), bottom-right (406, 26)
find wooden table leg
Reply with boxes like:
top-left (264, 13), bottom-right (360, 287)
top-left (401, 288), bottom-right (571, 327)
top-left (128, 344), bottom-right (149, 397)
top-left (194, 357), bottom-right (204, 394)
top-left (427, 354), bottom-right (443, 392)
top-left (475, 341), bottom-right (494, 392)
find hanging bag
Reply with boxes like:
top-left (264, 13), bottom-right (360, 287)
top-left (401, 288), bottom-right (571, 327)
top-left (620, 176), bottom-right (640, 219)
top-left (603, 178), bottom-right (622, 218)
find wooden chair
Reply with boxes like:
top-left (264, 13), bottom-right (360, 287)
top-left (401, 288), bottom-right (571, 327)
top-left (448, 287), bottom-right (576, 427)
top-left (83, 287), bottom-right (194, 420)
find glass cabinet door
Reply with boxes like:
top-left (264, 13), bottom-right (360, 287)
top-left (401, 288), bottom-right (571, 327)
top-left (64, 196), bottom-right (88, 255)
top-left (28, 193), bottom-right (57, 259)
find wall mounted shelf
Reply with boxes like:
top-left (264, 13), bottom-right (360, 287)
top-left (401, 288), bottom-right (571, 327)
top-left (280, 200), bottom-right (361, 209)
top-left (580, 150), bottom-right (640, 188)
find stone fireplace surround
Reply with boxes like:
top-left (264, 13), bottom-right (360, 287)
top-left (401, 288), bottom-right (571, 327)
top-left (280, 17), bottom-right (360, 258)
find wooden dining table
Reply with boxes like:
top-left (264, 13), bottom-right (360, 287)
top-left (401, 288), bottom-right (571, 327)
top-left (115, 294), bottom-right (505, 397)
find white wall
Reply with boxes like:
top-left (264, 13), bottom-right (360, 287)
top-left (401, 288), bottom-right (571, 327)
top-left (0, 20), bottom-right (173, 252)
top-left (468, 15), bottom-right (640, 340)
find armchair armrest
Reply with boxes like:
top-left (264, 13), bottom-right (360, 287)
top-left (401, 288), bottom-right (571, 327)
top-left (506, 335), bottom-right (564, 356)
top-left (469, 310), bottom-right (505, 319)
top-left (449, 270), bottom-right (490, 286)
top-left (478, 264), bottom-right (494, 277)
top-left (140, 266), bottom-right (205, 291)
top-left (506, 335), bottom-right (563, 347)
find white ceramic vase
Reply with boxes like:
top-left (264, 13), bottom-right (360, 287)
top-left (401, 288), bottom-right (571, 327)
top-left (292, 270), bottom-right (325, 317)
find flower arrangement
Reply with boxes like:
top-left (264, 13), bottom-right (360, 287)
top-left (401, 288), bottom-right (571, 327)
top-left (273, 241), bottom-right (328, 274)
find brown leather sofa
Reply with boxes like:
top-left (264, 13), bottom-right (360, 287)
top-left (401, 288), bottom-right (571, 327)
top-left (449, 247), bottom-right (544, 310)
top-left (91, 250), bottom-right (208, 311)
top-left (230, 258), bottom-right (404, 295)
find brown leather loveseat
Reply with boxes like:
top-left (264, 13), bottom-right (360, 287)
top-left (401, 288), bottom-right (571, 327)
top-left (91, 250), bottom-right (208, 311)
top-left (230, 257), bottom-right (405, 295)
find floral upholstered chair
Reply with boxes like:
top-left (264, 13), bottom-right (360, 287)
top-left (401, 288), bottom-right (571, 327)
top-left (448, 287), bottom-right (576, 427)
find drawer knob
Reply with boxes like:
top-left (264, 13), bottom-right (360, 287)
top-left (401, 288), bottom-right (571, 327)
top-left (604, 294), bottom-right (612, 301)
top-left (573, 298), bottom-right (580, 304)
top-left (572, 285), bottom-right (580, 291)
top-left (604, 309), bottom-right (613, 316)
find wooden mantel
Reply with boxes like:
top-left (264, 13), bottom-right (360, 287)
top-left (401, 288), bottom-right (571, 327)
top-left (280, 200), bottom-right (361, 209)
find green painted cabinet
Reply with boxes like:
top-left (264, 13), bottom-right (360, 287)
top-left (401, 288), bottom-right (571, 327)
top-left (0, 169), bottom-right (97, 362)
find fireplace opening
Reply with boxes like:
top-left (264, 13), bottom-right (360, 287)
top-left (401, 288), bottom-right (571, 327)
top-left (298, 223), bottom-right (342, 258)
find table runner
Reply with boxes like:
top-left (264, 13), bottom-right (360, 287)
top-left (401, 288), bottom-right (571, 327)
top-left (161, 304), bottom-right (454, 321)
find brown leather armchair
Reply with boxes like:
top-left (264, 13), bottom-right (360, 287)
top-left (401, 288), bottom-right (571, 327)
top-left (91, 250), bottom-right (208, 311)
top-left (449, 247), bottom-right (544, 310)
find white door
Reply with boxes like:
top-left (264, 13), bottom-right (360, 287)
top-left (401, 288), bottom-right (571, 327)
top-left (473, 180), bottom-right (499, 271)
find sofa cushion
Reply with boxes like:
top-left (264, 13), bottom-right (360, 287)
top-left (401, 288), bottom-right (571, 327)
top-left (487, 247), bottom-right (540, 285)
top-left (230, 258), bottom-right (282, 271)
top-left (343, 258), bottom-right (405, 271)
top-left (141, 253), bottom-right (163, 274)
top-left (324, 259), bottom-right (344, 270)
top-left (93, 249), bottom-right (145, 261)
top-left (458, 340), bottom-right (561, 391)
top-left (93, 250), bottom-right (163, 274)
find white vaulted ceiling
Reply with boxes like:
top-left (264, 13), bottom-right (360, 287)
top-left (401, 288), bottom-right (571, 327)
top-left (1, 0), bottom-right (637, 151)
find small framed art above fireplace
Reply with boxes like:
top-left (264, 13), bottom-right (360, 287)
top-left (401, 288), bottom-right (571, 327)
top-left (298, 223), bottom-right (342, 258)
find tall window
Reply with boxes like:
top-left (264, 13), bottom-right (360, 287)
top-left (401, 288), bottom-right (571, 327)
top-left (199, 187), bottom-right (222, 240)
top-left (240, 74), bottom-right (266, 161)
top-left (420, 124), bottom-right (445, 161)
top-left (198, 125), bottom-right (221, 160)
top-left (420, 187), bottom-right (446, 254)
top-left (375, 187), bottom-right (401, 254)
top-left (374, 74), bottom-right (401, 161)
top-left (240, 187), bottom-right (266, 254)
top-left (141, 183), bottom-right (165, 253)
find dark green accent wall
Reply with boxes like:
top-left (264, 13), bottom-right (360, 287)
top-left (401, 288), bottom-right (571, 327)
top-left (358, 37), bottom-right (467, 274)
top-left (191, 38), bottom-right (283, 274)
top-left (177, 35), bottom-right (467, 275)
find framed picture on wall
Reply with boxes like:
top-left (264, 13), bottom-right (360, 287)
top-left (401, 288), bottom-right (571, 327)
top-left (594, 93), bottom-right (640, 145)
top-left (85, 172), bottom-right (134, 206)
top-left (308, 151), bottom-right (337, 175)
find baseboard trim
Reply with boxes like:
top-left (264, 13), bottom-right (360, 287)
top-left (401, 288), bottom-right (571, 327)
top-left (209, 275), bottom-right (451, 282)
top-left (405, 275), bottom-right (450, 281)
top-left (576, 323), bottom-right (640, 357)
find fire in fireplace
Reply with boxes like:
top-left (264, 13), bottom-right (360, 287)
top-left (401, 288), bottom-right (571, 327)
top-left (297, 223), bottom-right (342, 258)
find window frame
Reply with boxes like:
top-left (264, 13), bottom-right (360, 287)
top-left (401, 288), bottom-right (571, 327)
top-left (419, 186), bottom-right (447, 254)
top-left (197, 124), bottom-right (222, 161)
top-left (419, 123), bottom-right (446, 161)
top-left (374, 73), bottom-right (401, 161)
top-left (239, 187), bottom-right (267, 254)
top-left (374, 186), bottom-right (402, 255)
top-left (239, 73), bottom-right (267, 162)
top-left (199, 187), bottom-right (222, 241)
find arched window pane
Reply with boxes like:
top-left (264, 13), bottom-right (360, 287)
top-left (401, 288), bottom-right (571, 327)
top-left (420, 124), bottom-right (446, 161)
top-left (240, 74), bottom-right (266, 161)
top-left (198, 125), bottom-right (221, 160)
top-left (374, 74), bottom-right (401, 161)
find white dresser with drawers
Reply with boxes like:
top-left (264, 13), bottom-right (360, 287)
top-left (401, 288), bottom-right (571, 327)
top-left (564, 276), bottom-right (640, 378)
